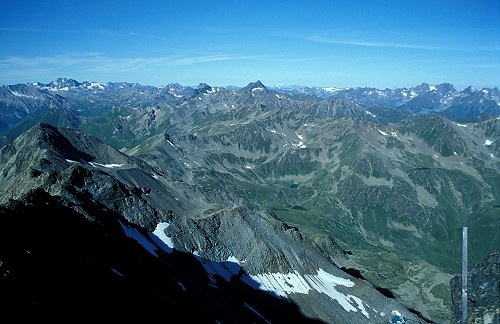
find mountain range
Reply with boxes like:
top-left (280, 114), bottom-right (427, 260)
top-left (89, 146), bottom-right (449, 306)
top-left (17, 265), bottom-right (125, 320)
top-left (0, 78), bottom-right (498, 323)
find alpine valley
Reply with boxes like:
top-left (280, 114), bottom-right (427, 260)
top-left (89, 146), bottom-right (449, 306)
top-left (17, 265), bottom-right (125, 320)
top-left (0, 78), bottom-right (499, 323)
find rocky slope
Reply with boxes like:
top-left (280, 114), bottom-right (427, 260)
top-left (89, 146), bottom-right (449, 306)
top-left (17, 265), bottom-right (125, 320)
top-left (0, 123), bottom-right (426, 323)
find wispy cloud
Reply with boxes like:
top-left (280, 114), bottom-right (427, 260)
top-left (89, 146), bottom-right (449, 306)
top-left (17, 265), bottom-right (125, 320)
top-left (0, 53), bottom-right (104, 68)
top-left (289, 33), bottom-right (500, 52)
top-left (296, 34), bottom-right (448, 51)
top-left (0, 52), bottom-right (265, 81)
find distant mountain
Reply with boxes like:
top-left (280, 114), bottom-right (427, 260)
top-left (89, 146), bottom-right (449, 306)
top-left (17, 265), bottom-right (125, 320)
top-left (274, 82), bottom-right (500, 122)
top-left (0, 79), bottom-right (498, 147)
top-left (0, 78), bottom-right (499, 323)
top-left (0, 83), bottom-right (70, 132)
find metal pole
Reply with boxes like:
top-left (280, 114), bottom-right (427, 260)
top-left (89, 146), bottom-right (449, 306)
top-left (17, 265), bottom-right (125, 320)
top-left (462, 226), bottom-right (468, 324)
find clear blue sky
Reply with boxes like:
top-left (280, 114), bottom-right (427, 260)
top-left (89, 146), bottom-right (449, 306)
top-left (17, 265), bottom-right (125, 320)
top-left (1, 0), bottom-right (499, 90)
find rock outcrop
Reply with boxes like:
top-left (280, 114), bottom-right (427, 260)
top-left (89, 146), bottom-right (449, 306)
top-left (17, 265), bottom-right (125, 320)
top-left (450, 249), bottom-right (500, 323)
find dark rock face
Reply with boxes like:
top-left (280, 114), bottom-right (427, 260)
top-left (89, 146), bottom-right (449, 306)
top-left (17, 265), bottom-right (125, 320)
top-left (0, 190), bottom-right (323, 322)
top-left (450, 250), bottom-right (500, 323)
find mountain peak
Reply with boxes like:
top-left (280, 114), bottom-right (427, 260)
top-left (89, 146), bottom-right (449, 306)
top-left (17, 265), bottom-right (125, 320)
top-left (243, 80), bottom-right (267, 92)
top-left (197, 82), bottom-right (210, 89)
top-left (17, 122), bottom-right (95, 166)
top-left (463, 85), bottom-right (476, 93)
top-left (50, 77), bottom-right (81, 88)
top-left (196, 82), bottom-right (213, 93)
top-left (189, 82), bottom-right (214, 98)
top-left (436, 83), bottom-right (456, 93)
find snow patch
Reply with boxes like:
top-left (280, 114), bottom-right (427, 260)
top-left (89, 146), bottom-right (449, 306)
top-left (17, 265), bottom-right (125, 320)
top-left (366, 111), bottom-right (377, 117)
top-left (270, 129), bottom-right (287, 136)
top-left (143, 226), bottom-right (374, 319)
top-left (178, 281), bottom-right (187, 291)
top-left (66, 159), bottom-right (124, 169)
top-left (86, 82), bottom-right (105, 90)
top-left (89, 162), bottom-right (124, 168)
top-left (243, 268), bottom-right (370, 318)
top-left (378, 129), bottom-right (388, 136)
top-left (150, 222), bottom-right (173, 253)
top-left (10, 90), bottom-right (35, 98)
top-left (323, 87), bottom-right (342, 93)
top-left (111, 268), bottom-right (124, 276)
top-left (484, 139), bottom-right (493, 146)
top-left (244, 302), bottom-right (271, 323)
top-left (292, 132), bottom-right (306, 147)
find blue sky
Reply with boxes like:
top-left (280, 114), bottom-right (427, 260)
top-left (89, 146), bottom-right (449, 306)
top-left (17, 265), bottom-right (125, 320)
top-left (1, 0), bottom-right (499, 89)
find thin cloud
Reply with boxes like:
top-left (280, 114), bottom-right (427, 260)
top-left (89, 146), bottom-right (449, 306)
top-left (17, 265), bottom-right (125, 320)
top-left (0, 52), bottom-right (265, 78)
top-left (169, 55), bottom-right (253, 66)
top-left (0, 53), bottom-right (105, 68)
top-left (298, 34), bottom-right (448, 51)
top-left (291, 33), bottom-right (500, 52)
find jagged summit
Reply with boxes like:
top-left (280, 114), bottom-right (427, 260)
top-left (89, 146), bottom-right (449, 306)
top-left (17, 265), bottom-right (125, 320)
top-left (243, 80), bottom-right (267, 92)
top-left (51, 77), bottom-right (81, 86)
top-left (14, 122), bottom-right (121, 168)
top-left (196, 82), bottom-right (212, 93)
top-left (414, 82), bottom-right (456, 93)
